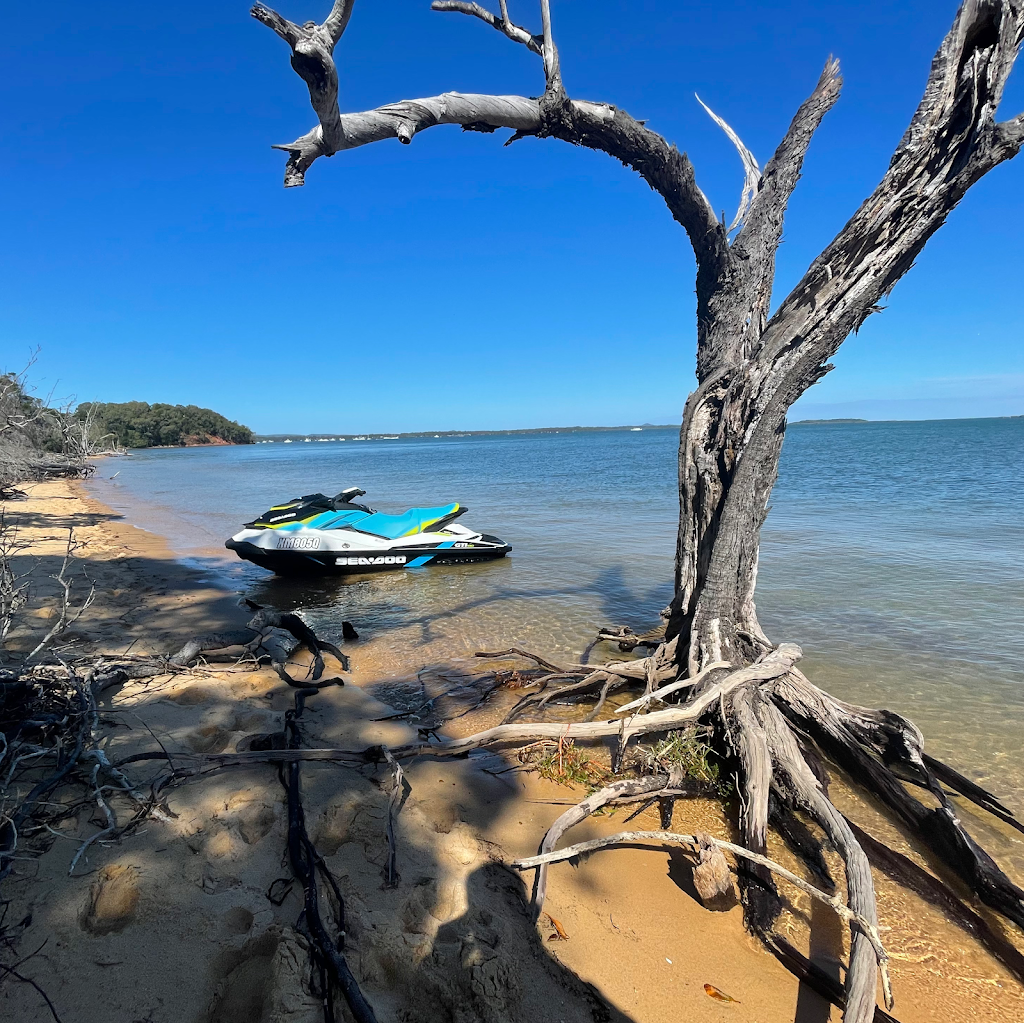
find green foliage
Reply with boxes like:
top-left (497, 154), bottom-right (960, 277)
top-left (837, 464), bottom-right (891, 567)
top-left (634, 726), bottom-right (730, 794)
top-left (76, 401), bottom-right (254, 449)
top-left (520, 738), bottom-right (606, 788)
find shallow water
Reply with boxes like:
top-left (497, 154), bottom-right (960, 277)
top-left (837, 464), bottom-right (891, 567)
top-left (88, 419), bottom-right (1024, 871)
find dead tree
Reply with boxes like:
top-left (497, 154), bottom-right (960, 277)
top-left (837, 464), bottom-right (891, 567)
top-left (253, 3), bottom-right (1024, 1020)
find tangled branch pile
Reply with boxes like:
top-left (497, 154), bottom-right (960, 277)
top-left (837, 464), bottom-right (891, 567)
top-left (0, 360), bottom-right (100, 500)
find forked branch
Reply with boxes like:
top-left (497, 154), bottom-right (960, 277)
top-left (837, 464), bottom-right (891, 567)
top-left (754, 0), bottom-right (1024, 399)
top-left (322, 0), bottom-right (356, 42)
top-left (431, 1), bottom-right (543, 56)
top-left (736, 58), bottom-right (842, 251)
top-left (251, 0), bottom-right (358, 184)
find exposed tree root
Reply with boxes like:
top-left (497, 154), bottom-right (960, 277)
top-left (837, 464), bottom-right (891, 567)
top-left (762, 931), bottom-right (900, 1023)
top-left (846, 817), bottom-right (1024, 987)
top-left (8, 601), bottom-right (1024, 1023)
top-left (189, 638), bottom-right (1024, 1023)
top-left (511, 827), bottom-right (893, 1009)
top-left (493, 639), bottom-right (1023, 1022)
top-left (528, 775), bottom-right (682, 919)
top-left (280, 685), bottom-right (378, 1023)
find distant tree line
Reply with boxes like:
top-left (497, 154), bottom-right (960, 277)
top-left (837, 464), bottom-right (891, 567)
top-left (75, 402), bottom-right (254, 448)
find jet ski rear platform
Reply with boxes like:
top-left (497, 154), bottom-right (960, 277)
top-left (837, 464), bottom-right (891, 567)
top-left (225, 487), bottom-right (510, 576)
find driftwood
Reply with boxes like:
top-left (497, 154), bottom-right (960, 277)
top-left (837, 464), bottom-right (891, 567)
top-left (8, 602), bottom-right (1013, 1023)
top-left (170, 608), bottom-right (348, 678)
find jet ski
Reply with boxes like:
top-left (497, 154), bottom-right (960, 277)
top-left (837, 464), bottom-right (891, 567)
top-left (225, 487), bottom-right (511, 576)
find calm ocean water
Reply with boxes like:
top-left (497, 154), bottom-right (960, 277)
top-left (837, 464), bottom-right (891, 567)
top-left (88, 419), bottom-right (1024, 843)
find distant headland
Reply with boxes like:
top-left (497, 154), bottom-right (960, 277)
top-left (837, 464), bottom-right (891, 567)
top-left (76, 401), bottom-right (254, 448)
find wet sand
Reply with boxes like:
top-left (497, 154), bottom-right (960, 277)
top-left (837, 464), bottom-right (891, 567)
top-left (2, 478), bottom-right (1022, 1022)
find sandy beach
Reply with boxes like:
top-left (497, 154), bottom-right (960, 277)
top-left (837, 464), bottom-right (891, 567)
top-left (2, 478), bottom-right (1023, 1023)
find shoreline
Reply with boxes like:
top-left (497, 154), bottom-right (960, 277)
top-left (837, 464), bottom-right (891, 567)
top-left (2, 478), bottom-right (1022, 1022)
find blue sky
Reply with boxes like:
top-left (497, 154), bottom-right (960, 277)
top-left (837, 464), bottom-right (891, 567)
top-left (2, 1), bottom-right (1022, 432)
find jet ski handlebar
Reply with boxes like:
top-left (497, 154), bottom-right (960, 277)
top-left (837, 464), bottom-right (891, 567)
top-left (330, 486), bottom-right (370, 511)
top-left (334, 487), bottom-right (366, 502)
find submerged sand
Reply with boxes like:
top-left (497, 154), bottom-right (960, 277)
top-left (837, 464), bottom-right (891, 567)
top-left (1, 478), bottom-right (1022, 1022)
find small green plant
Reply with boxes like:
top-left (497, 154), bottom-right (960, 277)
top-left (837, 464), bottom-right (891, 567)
top-left (633, 726), bottom-right (730, 794)
top-left (519, 736), bottom-right (605, 787)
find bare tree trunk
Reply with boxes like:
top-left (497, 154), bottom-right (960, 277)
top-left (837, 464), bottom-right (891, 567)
top-left (250, 3), bottom-right (1024, 1020)
top-left (670, 2), bottom-right (1024, 674)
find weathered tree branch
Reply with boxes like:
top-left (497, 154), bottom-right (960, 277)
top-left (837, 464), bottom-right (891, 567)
top-left (757, 0), bottom-right (1024, 390)
top-left (537, 0), bottom-right (562, 98)
top-left (431, 1), bottom-right (542, 56)
top-left (251, 0), bottom-right (358, 185)
top-left (730, 58), bottom-right (842, 347)
top-left (322, 0), bottom-right (356, 42)
top-left (252, 1), bottom-right (726, 272)
top-left (695, 95), bottom-right (761, 233)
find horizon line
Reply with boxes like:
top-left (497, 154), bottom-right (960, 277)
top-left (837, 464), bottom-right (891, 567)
top-left (251, 414), bottom-right (1024, 440)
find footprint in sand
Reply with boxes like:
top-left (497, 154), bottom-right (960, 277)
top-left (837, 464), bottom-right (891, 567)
top-left (187, 724), bottom-right (231, 753)
top-left (80, 864), bottom-right (140, 935)
top-left (204, 930), bottom-right (320, 1023)
top-left (221, 907), bottom-right (254, 936)
top-left (204, 931), bottom-right (280, 1023)
top-left (234, 800), bottom-right (278, 845)
top-left (167, 685), bottom-right (217, 706)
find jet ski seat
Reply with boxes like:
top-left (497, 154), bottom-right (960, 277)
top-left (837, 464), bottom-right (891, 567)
top-left (352, 503), bottom-right (464, 539)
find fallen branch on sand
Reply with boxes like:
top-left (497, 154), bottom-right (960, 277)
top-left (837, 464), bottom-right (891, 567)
top-left (511, 828), bottom-right (893, 1009)
top-left (279, 684), bottom-right (379, 1023)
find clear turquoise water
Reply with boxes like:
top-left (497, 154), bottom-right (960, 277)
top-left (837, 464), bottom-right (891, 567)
top-left (88, 419), bottom-right (1024, 842)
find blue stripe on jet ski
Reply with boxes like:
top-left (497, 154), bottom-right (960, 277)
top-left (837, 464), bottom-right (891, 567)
top-left (406, 541), bottom-right (454, 568)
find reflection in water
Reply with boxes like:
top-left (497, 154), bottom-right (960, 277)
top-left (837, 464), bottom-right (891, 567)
top-left (89, 419), bottom-right (1024, 875)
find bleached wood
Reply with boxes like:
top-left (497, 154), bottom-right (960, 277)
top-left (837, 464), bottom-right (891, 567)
top-left (695, 96), bottom-right (761, 231)
top-left (430, 2), bottom-right (542, 56)
top-left (615, 658), bottom-right (729, 713)
top-left (756, 694), bottom-right (886, 1021)
top-left (511, 827), bottom-right (892, 1004)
